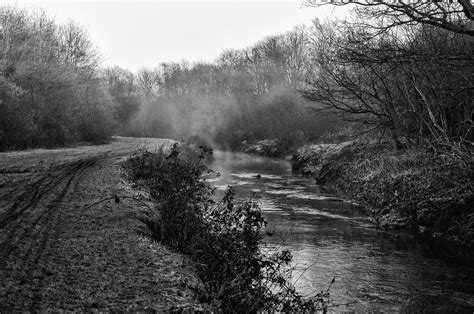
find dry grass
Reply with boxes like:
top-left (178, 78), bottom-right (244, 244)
top-left (292, 141), bottom-right (474, 250)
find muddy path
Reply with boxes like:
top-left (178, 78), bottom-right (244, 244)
top-left (0, 137), bottom-right (203, 311)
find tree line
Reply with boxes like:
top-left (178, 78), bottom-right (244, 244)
top-left (115, 26), bottom-right (340, 150)
top-left (112, 0), bottom-right (473, 153)
top-left (1, 2), bottom-right (472, 153)
top-left (0, 7), bottom-right (117, 149)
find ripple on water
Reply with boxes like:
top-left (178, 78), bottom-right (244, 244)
top-left (205, 177), bottom-right (221, 183)
top-left (259, 174), bottom-right (285, 179)
top-left (261, 208), bottom-right (285, 212)
top-left (260, 203), bottom-right (284, 212)
top-left (264, 182), bottom-right (306, 189)
top-left (213, 184), bottom-right (229, 191)
top-left (293, 206), bottom-right (359, 220)
top-left (233, 180), bottom-right (251, 186)
top-left (287, 192), bottom-right (340, 201)
top-left (286, 192), bottom-right (356, 205)
top-left (265, 189), bottom-right (296, 195)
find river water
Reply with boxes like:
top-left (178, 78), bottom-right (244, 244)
top-left (208, 151), bottom-right (474, 312)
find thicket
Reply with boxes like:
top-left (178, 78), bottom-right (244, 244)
top-left (0, 7), bottom-right (109, 149)
top-left (0, 6), bottom-right (143, 150)
top-left (124, 144), bottom-right (335, 311)
top-left (301, 4), bottom-right (473, 154)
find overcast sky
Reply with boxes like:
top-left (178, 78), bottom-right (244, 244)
top-left (12, 1), bottom-right (350, 71)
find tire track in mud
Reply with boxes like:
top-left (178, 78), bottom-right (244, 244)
top-left (0, 156), bottom-right (101, 228)
top-left (0, 139), bottom-right (205, 311)
top-left (0, 153), bottom-right (109, 308)
top-left (0, 159), bottom-right (88, 226)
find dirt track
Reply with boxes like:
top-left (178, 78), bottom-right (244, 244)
top-left (0, 137), bottom-right (203, 311)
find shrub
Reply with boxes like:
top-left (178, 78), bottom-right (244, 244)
top-left (124, 143), bottom-right (332, 311)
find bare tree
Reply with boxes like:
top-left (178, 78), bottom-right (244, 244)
top-left (305, 0), bottom-right (474, 36)
top-left (58, 22), bottom-right (100, 71)
top-left (301, 18), bottom-right (473, 151)
top-left (137, 68), bottom-right (160, 94)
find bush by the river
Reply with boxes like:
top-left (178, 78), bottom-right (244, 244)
top-left (124, 143), bottom-right (334, 312)
top-left (292, 142), bottom-right (474, 250)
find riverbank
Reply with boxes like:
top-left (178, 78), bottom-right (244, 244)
top-left (123, 144), bottom-right (334, 311)
top-left (208, 150), bottom-right (474, 312)
top-left (240, 139), bottom-right (296, 159)
top-left (291, 141), bottom-right (473, 258)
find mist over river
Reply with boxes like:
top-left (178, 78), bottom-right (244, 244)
top-left (207, 151), bottom-right (474, 312)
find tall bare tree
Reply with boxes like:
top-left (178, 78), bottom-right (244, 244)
top-left (305, 0), bottom-right (474, 36)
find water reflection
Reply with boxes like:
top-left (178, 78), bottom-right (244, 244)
top-left (208, 151), bottom-right (474, 312)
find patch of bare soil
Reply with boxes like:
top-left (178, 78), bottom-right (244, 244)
top-left (0, 137), bottom-right (204, 311)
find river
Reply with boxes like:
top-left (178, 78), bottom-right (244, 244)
top-left (208, 150), bottom-right (474, 312)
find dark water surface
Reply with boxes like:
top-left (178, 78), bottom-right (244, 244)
top-left (208, 151), bottom-right (474, 312)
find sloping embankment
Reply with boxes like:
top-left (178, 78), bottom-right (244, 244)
top-left (292, 142), bottom-right (474, 258)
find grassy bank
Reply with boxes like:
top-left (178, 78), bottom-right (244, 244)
top-left (123, 143), bottom-right (334, 312)
top-left (292, 142), bottom-right (474, 257)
